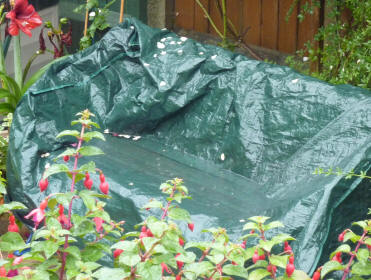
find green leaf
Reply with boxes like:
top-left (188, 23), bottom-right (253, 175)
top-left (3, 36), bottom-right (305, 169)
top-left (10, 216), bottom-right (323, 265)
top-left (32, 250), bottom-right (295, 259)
top-left (269, 254), bottom-right (289, 268)
top-left (352, 262), bottom-right (371, 275)
top-left (168, 207), bottom-right (191, 222)
top-left (92, 268), bottom-right (130, 279)
top-left (119, 251), bottom-right (141, 266)
top-left (183, 262), bottom-right (214, 279)
top-left (264, 221), bottom-right (284, 230)
top-left (147, 219), bottom-right (168, 237)
top-left (248, 268), bottom-right (270, 280)
top-left (223, 264), bottom-right (249, 279)
top-left (0, 232), bottom-right (27, 251)
top-left (344, 231), bottom-right (361, 243)
top-left (143, 200), bottom-right (163, 210)
top-left (83, 131), bottom-right (105, 142)
top-left (81, 244), bottom-right (105, 262)
top-left (72, 220), bottom-right (93, 236)
top-left (243, 222), bottom-right (259, 231)
top-left (0, 201), bottom-right (27, 214)
top-left (55, 192), bottom-right (75, 206)
top-left (176, 251), bottom-right (196, 263)
top-left (259, 239), bottom-right (275, 252)
top-left (56, 130), bottom-right (80, 139)
top-left (44, 240), bottom-right (59, 259)
top-left (55, 148), bottom-right (76, 160)
top-left (79, 190), bottom-right (97, 211)
top-left (30, 270), bottom-right (50, 280)
top-left (321, 261), bottom-right (344, 278)
top-left (43, 163), bottom-right (69, 179)
top-left (78, 146), bottom-right (104, 156)
top-left (0, 103), bottom-right (15, 114)
top-left (364, 238), bottom-right (371, 246)
top-left (64, 246), bottom-right (81, 260)
top-left (271, 233), bottom-right (295, 245)
top-left (329, 244), bottom-right (351, 259)
top-left (356, 248), bottom-right (370, 263)
top-left (136, 262), bottom-right (162, 280)
top-left (352, 221), bottom-right (368, 230)
top-left (248, 216), bottom-right (270, 224)
top-left (286, 270), bottom-right (311, 280)
top-left (79, 161), bottom-right (96, 173)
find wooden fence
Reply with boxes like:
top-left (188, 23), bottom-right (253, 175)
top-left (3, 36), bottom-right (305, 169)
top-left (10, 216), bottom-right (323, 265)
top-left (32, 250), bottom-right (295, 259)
top-left (171, 0), bottom-right (323, 54)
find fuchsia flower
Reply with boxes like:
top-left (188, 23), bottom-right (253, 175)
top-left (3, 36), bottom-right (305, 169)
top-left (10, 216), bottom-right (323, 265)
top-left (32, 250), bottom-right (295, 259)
top-left (6, 0), bottom-right (42, 37)
top-left (25, 199), bottom-right (47, 229)
top-left (57, 204), bottom-right (69, 228)
top-left (8, 215), bottom-right (19, 233)
top-left (93, 217), bottom-right (104, 233)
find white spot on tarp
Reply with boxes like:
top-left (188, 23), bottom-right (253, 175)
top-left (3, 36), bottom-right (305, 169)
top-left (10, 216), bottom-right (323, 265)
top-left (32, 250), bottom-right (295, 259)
top-left (159, 81), bottom-right (167, 87)
top-left (161, 51), bottom-right (166, 55)
top-left (211, 55), bottom-right (217, 60)
top-left (303, 56), bottom-right (309, 62)
top-left (157, 42), bottom-right (165, 49)
top-left (153, 54), bottom-right (158, 58)
top-left (160, 38), bottom-right (166, 42)
top-left (161, 28), bottom-right (167, 31)
top-left (130, 26), bottom-right (134, 30)
top-left (132, 136), bottom-right (141, 141)
top-left (119, 134), bottom-right (131, 139)
top-left (41, 153), bottom-right (50, 158)
top-left (177, 50), bottom-right (183, 55)
top-left (291, 79), bottom-right (299, 84)
top-left (177, 41), bottom-right (182, 45)
top-left (104, 129), bottom-right (110, 134)
top-left (170, 41), bottom-right (176, 45)
top-left (199, 52), bottom-right (204, 55)
top-left (239, 219), bottom-right (245, 223)
top-left (220, 153), bottom-right (225, 161)
top-left (129, 182), bottom-right (134, 186)
top-left (143, 63), bottom-right (150, 67)
top-left (180, 36), bottom-right (188, 42)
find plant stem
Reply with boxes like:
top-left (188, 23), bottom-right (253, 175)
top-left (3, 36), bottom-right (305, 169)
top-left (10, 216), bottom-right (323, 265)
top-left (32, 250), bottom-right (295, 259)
top-left (341, 229), bottom-right (368, 280)
top-left (195, 0), bottom-right (223, 39)
top-left (13, 35), bottom-right (22, 88)
top-left (0, 40), bottom-right (8, 90)
top-left (84, 0), bottom-right (89, 37)
top-left (59, 125), bottom-right (86, 280)
top-left (161, 186), bottom-right (176, 220)
top-left (119, 0), bottom-right (125, 23)
top-left (221, 0), bottom-right (227, 45)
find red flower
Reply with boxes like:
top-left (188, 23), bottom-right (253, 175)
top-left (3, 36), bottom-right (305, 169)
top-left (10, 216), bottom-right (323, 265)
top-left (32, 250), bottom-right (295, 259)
top-left (93, 217), bottom-right (104, 233)
top-left (6, 0), bottom-right (42, 37)
top-left (8, 215), bottom-right (19, 233)
top-left (25, 199), bottom-right (48, 229)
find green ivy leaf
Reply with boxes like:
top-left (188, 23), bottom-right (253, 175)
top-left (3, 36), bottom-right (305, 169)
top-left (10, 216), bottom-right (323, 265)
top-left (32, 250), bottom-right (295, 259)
top-left (44, 240), bottom-right (59, 259)
top-left (56, 130), bottom-right (80, 139)
top-left (43, 164), bottom-right (70, 179)
top-left (168, 207), bottom-right (191, 222)
top-left (321, 261), bottom-right (344, 278)
top-left (248, 268), bottom-right (270, 280)
top-left (78, 146), bottom-right (104, 157)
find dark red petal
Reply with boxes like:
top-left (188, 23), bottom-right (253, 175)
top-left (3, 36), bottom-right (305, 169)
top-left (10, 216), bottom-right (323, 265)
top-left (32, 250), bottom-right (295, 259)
top-left (8, 21), bottom-right (19, 36)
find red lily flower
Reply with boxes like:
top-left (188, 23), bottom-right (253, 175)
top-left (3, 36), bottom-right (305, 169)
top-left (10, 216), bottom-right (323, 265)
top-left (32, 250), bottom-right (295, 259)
top-left (6, 0), bottom-right (42, 37)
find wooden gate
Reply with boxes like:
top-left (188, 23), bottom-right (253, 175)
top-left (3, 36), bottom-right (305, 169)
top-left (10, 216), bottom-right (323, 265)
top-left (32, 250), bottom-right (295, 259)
top-left (172, 0), bottom-right (322, 54)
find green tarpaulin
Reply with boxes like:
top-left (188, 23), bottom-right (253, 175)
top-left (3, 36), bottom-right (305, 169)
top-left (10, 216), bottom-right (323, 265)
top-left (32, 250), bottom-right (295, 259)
top-left (7, 18), bottom-right (371, 273)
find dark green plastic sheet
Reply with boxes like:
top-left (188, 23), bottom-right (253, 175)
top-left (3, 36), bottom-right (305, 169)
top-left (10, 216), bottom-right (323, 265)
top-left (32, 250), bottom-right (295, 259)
top-left (7, 18), bottom-right (371, 274)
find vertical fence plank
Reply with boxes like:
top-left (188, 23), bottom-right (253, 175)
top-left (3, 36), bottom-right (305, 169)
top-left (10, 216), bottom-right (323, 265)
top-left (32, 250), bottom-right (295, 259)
top-left (194, 0), bottom-right (209, 33)
top-left (226, 0), bottom-right (243, 39)
top-left (278, 0), bottom-right (298, 53)
top-left (261, 0), bottom-right (279, 49)
top-left (174, 0), bottom-right (195, 30)
top-left (297, 0), bottom-right (320, 50)
top-left (242, 0), bottom-right (262, 45)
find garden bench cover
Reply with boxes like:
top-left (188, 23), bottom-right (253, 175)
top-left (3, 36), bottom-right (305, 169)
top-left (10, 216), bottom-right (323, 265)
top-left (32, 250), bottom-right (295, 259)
top-left (7, 18), bottom-right (371, 273)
